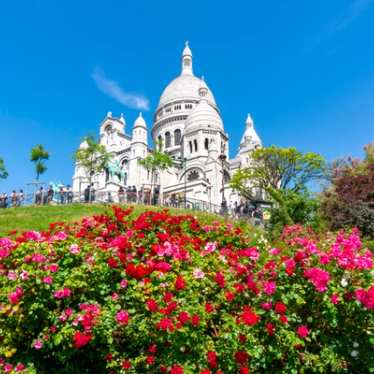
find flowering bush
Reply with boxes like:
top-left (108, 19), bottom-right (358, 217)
top-left (0, 207), bottom-right (373, 373)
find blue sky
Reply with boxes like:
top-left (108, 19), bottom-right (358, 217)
top-left (1, 0), bottom-right (374, 192)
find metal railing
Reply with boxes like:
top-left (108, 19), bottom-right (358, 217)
top-left (0, 191), bottom-right (222, 214)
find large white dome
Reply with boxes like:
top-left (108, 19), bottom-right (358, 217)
top-left (158, 74), bottom-right (216, 108)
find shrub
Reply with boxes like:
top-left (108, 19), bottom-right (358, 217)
top-left (0, 207), bottom-right (373, 373)
top-left (322, 144), bottom-right (374, 238)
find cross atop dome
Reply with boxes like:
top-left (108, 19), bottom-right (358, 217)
top-left (181, 41), bottom-right (193, 76)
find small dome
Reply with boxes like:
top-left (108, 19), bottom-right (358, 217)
top-left (158, 75), bottom-right (216, 109)
top-left (239, 113), bottom-right (261, 152)
top-left (133, 112), bottom-right (147, 128)
top-left (185, 99), bottom-right (223, 134)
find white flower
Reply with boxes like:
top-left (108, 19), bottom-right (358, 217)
top-left (353, 342), bottom-right (359, 348)
top-left (340, 278), bottom-right (348, 287)
top-left (350, 350), bottom-right (358, 358)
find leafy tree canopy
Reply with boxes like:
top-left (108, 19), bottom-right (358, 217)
top-left (0, 158), bottom-right (8, 180)
top-left (30, 145), bottom-right (50, 180)
top-left (230, 145), bottom-right (327, 200)
top-left (74, 135), bottom-right (112, 182)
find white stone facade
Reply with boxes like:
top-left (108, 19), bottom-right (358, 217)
top-left (72, 42), bottom-right (262, 210)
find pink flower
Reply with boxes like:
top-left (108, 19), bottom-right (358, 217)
top-left (297, 325), bottom-right (310, 338)
top-left (330, 294), bottom-right (339, 304)
top-left (31, 253), bottom-right (46, 263)
top-left (8, 287), bottom-right (23, 304)
top-left (202, 242), bottom-right (217, 256)
top-left (116, 310), bottom-right (130, 325)
top-left (7, 271), bottom-right (17, 281)
top-left (270, 247), bottom-right (281, 256)
top-left (24, 231), bottom-right (42, 241)
top-left (193, 268), bottom-right (205, 279)
top-left (304, 268), bottom-right (330, 292)
top-left (120, 279), bottom-right (128, 288)
top-left (355, 286), bottom-right (374, 309)
top-left (43, 276), bottom-right (53, 284)
top-left (54, 287), bottom-right (72, 299)
top-left (4, 364), bottom-right (13, 373)
top-left (69, 244), bottom-right (80, 254)
top-left (20, 271), bottom-right (29, 280)
top-left (49, 264), bottom-right (59, 273)
top-left (261, 301), bottom-right (272, 311)
top-left (15, 363), bottom-right (26, 372)
top-left (33, 339), bottom-right (43, 349)
top-left (263, 280), bottom-right (276, 295)
top-left (52, 231), bottom-right (68, 241)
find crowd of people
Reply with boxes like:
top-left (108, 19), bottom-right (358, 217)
top-left (34, 185), bottom-right (74, 205)
top-left (0, 190), bottom-right (25, 208)
top-left (230, 201), bottom-right (266, 226)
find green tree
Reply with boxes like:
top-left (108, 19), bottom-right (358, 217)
top-left (30, 145), bottom-right (50, 181)
top-left (138, 145), bottom-right (173, 204)
top-left (73, 136), bottom-right (112, 200)
top-left (230, 145), bottom-right (326, 226)
top-left (0, 158), bottom-right (8, 180)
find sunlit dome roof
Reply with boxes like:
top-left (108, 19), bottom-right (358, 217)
top-left (158, 74), bottom-right (216, 108)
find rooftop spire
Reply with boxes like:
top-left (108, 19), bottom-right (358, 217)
top-left (181, 41), bottom-right (193, 76)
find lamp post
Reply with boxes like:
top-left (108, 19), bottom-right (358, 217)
top-left (219, 152), bottom-right (228, 215)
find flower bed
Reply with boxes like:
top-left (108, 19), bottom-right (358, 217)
top-left (0, 207), bottom-right (373, 373)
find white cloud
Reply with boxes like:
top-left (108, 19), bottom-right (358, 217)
top-left (327, 0), bottom-right (374, 34)
top-left (92, 68), bottom-right (150, 111)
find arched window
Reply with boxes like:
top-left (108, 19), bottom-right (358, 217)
top-left (189, 141), bottom-right (193, 153)
top-left (187, 170), bottom-right (200, 181)
top-left (194, 139), bottom-right (198, 152)
top-left (204, 138), bottom-right (209, 150)
top-left (165, 132), bottom-right (171, 148)
top-left (158, 135), bottom-right (162, 150)
top-left (174, 129), bottom-right (181, 146)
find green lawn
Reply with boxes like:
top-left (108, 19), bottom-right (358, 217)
top-left (0, 204), bottom-right (226, 237)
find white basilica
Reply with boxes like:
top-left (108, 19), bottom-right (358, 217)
top-left (72, 42), bottom-right (262, 210)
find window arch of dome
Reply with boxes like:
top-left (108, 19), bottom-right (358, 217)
top-left (174, 129), bottom-right (181, 146)
top-left (165, 132), bottom-right (171, 148)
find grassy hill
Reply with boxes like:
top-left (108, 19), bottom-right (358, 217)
top-left (0, 204), bottom-right (225, 237)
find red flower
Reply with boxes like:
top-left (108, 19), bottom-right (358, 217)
top-left (178, 311), bottom-right (190, 325)
top-left (73, 331), bottom-right (92, 348)
top-left (107, 257), bottom-right (118, 268)
top-left (240, 306), bottom-right (260, 326)
top-left (122, 360), bottom-right (131, 369)
top-left (146, 355), bottom-right (155, 365)
top-left (156, 317), bottom-right (174, 332)
top-left (200, 370), bottom-right (211, 374)
top-left (279, 315), bottom-right (288, 324)
top-left (191, 314), bottom-right (200, 327)
top-left (146, 299), bottom-right (159, 312)
top-left (266, 322), bottom-right (275, 336)
top-left (170, 364), bottom-right (184, 374)
top-left (207, 351), bottom-right (218, 368)
top-left (175, 275), bottom-right (186, 291)
top-left (274, 302), bottom-right (287, 314)
top-left (239, 334), bottom-right (247, 343)
top-left (225, 291), bottom-right (235, 302)
top-left (214, 272), bottom-right (225, 288)
top-left (297, 325), bottom-right (310, 338)
top-left (163, 292), bottom-right (174, 303)
top-left (148, 343), bottom-right (157, 353)
top-left (235, 351), bottom-right (249, 365)
top-left (205, 303), bottom-right (214, 313)
top-left (239, 368), bottom-right (250, 374)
